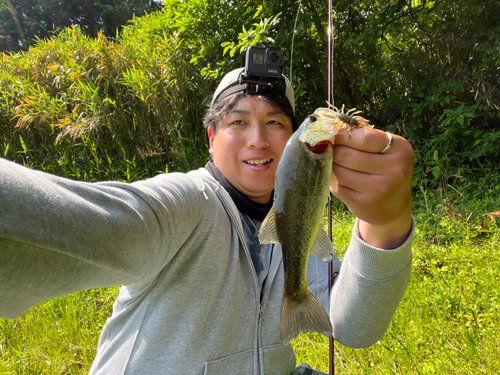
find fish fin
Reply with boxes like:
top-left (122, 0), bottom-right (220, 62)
top-left (330, 172), bottom-right (339, 193)
top-left (310, 227), bottom-right (334, 262)
top-left (258, 207), bottom-right (280, 245)
top-left (280, 287), bottom-right (333, 344)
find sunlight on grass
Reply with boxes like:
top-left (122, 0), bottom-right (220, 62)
top-left (0, 287), bottom-right (119, 374)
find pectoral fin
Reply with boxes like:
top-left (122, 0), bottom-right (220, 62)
top-left (258, 207), bottom-right (280, 246)
top-left (310, 227), bottom-right (334, 262)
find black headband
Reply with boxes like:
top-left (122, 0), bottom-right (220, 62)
top-left (213, 79), bottom-right (288, 105)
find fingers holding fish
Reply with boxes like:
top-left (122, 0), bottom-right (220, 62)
top-left (331, 127), bottom-right (413, 176)
top-left (331, 139), bottom-right (413, 220)
top-left (334, 126), bottom-right (404, 155)
top-left (330, 127), bottom-right (414, 249)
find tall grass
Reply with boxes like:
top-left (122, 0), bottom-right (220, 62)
top-left (0, 26), bottom-right (211, 176)
top-left (1, 202), bottom-right (499, 374)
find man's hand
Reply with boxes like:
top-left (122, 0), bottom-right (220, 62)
top-left (331, 127), bottom-right (414, 249)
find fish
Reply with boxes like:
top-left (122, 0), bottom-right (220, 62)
top-left (258, 106), bottom-right (371, 343)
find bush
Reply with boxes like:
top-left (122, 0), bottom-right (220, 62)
top-left (0, 25), bottom-right (212, 180)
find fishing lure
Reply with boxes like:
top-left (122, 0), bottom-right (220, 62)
top-left (310, 105), bottom-right (371, 138)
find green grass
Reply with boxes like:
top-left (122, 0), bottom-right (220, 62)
top-left (293, 207), bottom-right (500, 374)
top-left (1, 207), bottom-right (499, 374)
top-left (0, 288), bottom-right (118, 374)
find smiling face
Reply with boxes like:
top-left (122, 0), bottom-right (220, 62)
top-left (208, 95), bottom-right (294, 204)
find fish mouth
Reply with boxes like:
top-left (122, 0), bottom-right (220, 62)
top-left (244, 158), bottom-right (272, 166)
top-left (305, 141), bottom-right (331, 154)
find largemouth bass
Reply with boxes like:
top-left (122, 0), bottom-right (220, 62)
top-left (258, 106), bottom-right (370, 343)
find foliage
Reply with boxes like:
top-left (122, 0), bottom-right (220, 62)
top-left (329, 225), bottom-right (500, 374)
top-left (0, 25), bottom-right (210, 177)
top-left (0, 0), bottom-right (333, 178)
top-left (1, 0), bottom-right (499, 191)
top-left (0, 0), bottom-right (161, 53)
top-left (339, 0), bottom-right (500, 191)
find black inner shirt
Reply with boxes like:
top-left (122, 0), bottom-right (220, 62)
top-left (205, 161), bottom-right (273, 221)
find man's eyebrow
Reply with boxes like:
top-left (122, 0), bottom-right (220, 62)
top-left (266, 110), bottom-right (285, 116)
top-left (228, 109), bottom-right (250, 115)
top-left (227, 109), bottom-right (285, 115)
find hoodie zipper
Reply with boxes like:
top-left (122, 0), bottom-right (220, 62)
top-left (214, 188), bottom-right (264, 375)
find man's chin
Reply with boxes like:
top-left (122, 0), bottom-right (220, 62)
top-left (243, 187), bottom-right (273, 205)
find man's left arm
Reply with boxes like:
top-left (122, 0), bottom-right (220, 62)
top-left (329, 127), bottom-right (415, 347)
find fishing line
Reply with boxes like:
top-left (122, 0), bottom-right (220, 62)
top-left (289, 0), bottom-right (303, 80)
top-left (327, 0), bottom-right (335, 374)
top-left (327, 1), bottom-right (335, 109)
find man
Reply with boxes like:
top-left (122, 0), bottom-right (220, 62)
top-left (0, 67), bottom-right (414, 374)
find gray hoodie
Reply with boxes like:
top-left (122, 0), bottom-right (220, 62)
top-left (0, 158), bottom-right (413, 374)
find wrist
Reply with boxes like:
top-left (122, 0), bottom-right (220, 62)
top-left (357, 207), bottom-right (413, 249)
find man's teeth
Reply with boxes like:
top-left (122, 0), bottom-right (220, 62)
top-left (245, 159), bottom-right (271, 166)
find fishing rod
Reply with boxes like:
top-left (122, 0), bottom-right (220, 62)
top-left (327, 0), bottom-right (335, 374)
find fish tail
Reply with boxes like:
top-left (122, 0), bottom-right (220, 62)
top-left (280, 287), bottom-right (333, 344)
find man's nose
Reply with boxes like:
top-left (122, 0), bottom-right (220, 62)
top-left (247, 123), bottom-right (270, 148)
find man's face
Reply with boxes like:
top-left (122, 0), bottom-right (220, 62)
top-left (208, 96), bottom-right (293, 204)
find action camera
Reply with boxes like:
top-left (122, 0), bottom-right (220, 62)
top-left (245, 46), bottom-right (284, 78)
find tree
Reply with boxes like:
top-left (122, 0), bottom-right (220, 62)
top-left (0, 0), bottom-right (161, 52)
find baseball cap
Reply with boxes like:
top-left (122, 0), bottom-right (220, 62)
top-left (211, 67), bottom-right (295, 115)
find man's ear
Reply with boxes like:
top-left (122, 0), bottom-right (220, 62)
top-left (207, 127), bottom-right (215, 155)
